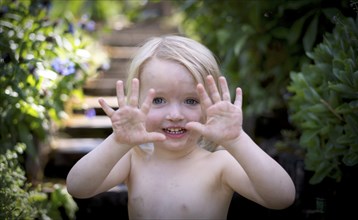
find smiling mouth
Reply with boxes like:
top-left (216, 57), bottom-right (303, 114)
top-left (163, 127), bottom-right (187, 135)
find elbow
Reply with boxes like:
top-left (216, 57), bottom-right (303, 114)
top-left (274, 191), bottom-right (296, 210)
top-left (271, 182), bottom-right (296, 210)
top-left (66, 173), bottom-right (92, 199)
top-left (66, 181), bottom-right (93, 199)
top-left (66, 177), bottom-right (81, 199)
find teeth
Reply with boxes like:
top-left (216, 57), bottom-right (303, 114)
top-left (164, 128), bottom-right (185, 134)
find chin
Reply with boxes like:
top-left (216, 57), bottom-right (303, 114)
top-left (157, 139), bottom-right (191, 151)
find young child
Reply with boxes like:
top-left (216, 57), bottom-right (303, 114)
top-left (66, 35), bottom-right (296, 219)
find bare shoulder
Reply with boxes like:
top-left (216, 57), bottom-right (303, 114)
top-left (108, 145), bottom-right (150, 179)
top-left (210, 149), bottom-right (237, 162)
top-left (130, 144), bottom-right (153, 159)
top-left (210, 149), bottom-right (246, 179)
top-left (199, 149), bottom-right (241, 173)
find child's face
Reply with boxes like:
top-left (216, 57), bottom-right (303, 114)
top-left (140, 58), bottom-right (204, 149)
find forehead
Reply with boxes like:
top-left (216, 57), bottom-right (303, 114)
top-left (140, 58), bottom-right (197, 91)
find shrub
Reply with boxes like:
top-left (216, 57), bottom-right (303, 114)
top-left (288, 16), bottom-right (358, 184)
top-left (0, 144), bottom-right (78, 219)
top-left (0, 0), bottom-right (108, 218)
top-left (0, 0), bottom-right (108, 156)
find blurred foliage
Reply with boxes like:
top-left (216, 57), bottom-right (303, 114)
top-left (0, 0), bottom-right (109, 156)
top-left (0, 0), bottom-right (108, 218)
top-left (0, 144), bottom-right (78, 219)
top-left (49, 0), bottom-right (147, 30)
top-left (288, 16), bottom-right (358, 184)
top-left (175, 0), bottom-right (353, 117)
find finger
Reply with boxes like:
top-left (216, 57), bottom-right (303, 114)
top-left (128, 78), bottom-right (139, 107)
top-left (98, 98), bottom-right (115, 117)
top-left (234, 88), bottom-right (243, 109)
top-left (185, 121), bottom-right (207, 136)
top-left (207, 75), bottom-right (221, 103)
top-left (197, 83), bottom-right (212, 110)
top-left (219, 76), bottom-right (231, 102)
top-left (141, 89), bottom-right (155, 115)
top-left (116, 80), bottom-right (126, 107)
top-left (145, 132), bottom-right (166, 142)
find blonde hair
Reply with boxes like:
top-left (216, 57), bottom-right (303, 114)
top-left (126, 35), bottom-right (222, 151)
top-left (126, 35), bottom-right (222, 94)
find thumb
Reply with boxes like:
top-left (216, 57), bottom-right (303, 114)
top-left (185, 122), bottom-right (207, 136)
top-left (145, 132), bottom-right (166, 143)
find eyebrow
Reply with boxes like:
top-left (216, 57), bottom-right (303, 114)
top-left (153, 90), bottom-right (199, 97)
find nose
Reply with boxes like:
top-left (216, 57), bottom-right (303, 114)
top-left (165, 103), bottom-right (184, 121)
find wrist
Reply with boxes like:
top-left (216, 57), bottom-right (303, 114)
top-left (110, 133), bottom-right (134, 150)
top-left (220, 130), bottom-right (246, 150)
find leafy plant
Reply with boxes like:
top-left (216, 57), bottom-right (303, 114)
top-left (0, 0), bottom-right (108, 156)
top-left (288, 16), bottom-right (358, 184)
top-left (0, 144), bottom-right (47, 219)
top-left (0, 144), bottom-right (78, 219)
top-left (0, 0), bottom-right (108, 218)
top-left (46, 183), bottom-right (79, 220)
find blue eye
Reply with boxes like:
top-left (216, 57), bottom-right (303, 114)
top-left (185, 98), bottom-right (199, 105)
top-left (152, 97), bottom-right (165, 105)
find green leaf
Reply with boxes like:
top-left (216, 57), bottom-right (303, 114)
top-left (329, 83), bottom-right (356, 98)
top-left (349, 100), bottom-right (358, 108)
top-left (322, 8), bottom-right (341, 21)
top-left (217, 29), bottom-right (230, 45)
top-left (288, 15), bottom-right (307, 45)
top-left (345, 114), bottom-right (358, 136)
top-left (300, 130), bottom-right (319, 146)
top-left (302, 120), bottom-right (319, 129)
top-left (271, 26), bottom-right (289, 39)
top-left (303, 14), bottom-right (319, 52)
top-left (307, 103), bottom-right (327, 113)
top-left (17, 123), bottom-right (35, 157)
top-left (309, 161), bottom-right (336, 184)
top-left (342, 151), bottom-right (358, 166)
top-left (234, 35), bottom-right (249, 56)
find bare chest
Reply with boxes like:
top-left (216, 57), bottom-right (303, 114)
top-left (126, 161), bottom-right (230, 219)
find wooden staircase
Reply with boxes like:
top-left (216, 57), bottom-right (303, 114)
top-left (44, 14), bottom-right (179, 219)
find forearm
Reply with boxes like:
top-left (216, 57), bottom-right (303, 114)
top-left (224, 131), bottom-right (296, 209)
top-left (66, 133), bottom-right (131, 198)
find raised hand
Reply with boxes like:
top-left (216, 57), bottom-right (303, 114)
top-left (185, 75), bottom-right (243, 147)
top-left (98, 78), bottom-right (166, 146)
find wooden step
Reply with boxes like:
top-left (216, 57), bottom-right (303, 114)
top-left (101, 20), bottom-right (179, 46)
top-left (72, 96), bottom-right (118, 116)
top-left (105, 46), bottom-right (138, 59)
top-left (45, 138), bottom-right (104, 178)
top-left (83, 96), bottom-right (118, 109)
top-left (84, 58), bottom-right (130, 96)
top-left (83, 78), bottom-right (125, 96)
top-left (51, 138), bottom-right (103, 154)
top-left (102, 31), bottom-right (177, 46)
top-left (64, 115), bottom-right (111, 128)
top-left (104, 58), bottom-right (131, 78)
top-left (60, 115), bottom-right (113, 138)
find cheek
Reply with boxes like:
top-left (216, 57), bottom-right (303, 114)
top-left (145, 109), bottom-right (163, 131)
top-left (185, 108), bottom-right (203, 122)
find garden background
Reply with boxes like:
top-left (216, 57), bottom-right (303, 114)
top-left (1, 0), bottom-right (357, 219)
